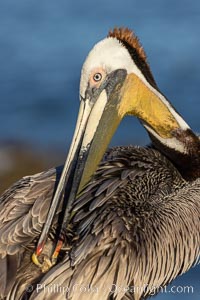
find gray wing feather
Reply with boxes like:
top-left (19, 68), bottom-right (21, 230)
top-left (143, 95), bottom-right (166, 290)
top-left (30, 147), bottom-right (200, 300)
top-left (0, 167), bottom-right (63, 299)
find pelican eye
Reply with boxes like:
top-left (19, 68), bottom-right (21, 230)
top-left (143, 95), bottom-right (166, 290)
top-left (93, 72), bottom-right (102, 82)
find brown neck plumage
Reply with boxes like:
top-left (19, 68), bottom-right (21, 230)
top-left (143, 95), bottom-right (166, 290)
top-left (150, 129), bottom-right (200, 181)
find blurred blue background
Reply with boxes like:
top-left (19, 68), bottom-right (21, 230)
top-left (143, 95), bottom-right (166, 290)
top-left (0, 0), bottom-right (199, 299)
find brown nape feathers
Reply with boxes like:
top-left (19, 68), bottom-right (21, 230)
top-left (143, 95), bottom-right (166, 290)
top-left (108, 27), bottom-right (158, 88)
top-left (108, 27), bottom-right (147, 61)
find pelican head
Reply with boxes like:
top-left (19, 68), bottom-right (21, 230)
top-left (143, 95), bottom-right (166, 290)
top-left (77, 28), bottom-right (197, 188)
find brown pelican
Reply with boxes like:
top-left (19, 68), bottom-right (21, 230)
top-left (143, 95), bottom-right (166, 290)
top-left (0, 28), bottom-right (199, 300)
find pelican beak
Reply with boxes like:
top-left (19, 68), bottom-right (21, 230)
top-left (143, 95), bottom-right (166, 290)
top-left (34, 69), bottom-right (127, 262)
top-left (117, 73), bottom-right (185, 138)
top-left (64, 68), bottom-right (127, 195)
top-left (35, 69), bottom-right (186, 266)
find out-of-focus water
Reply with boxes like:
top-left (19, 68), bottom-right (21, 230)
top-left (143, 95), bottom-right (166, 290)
top-left (0, 0), bottom-right (199, 299)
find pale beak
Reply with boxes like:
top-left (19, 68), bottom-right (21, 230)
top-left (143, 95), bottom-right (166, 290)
top-left (33, 69), bottom-right (127, 263)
